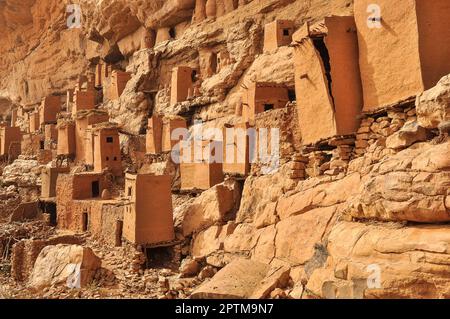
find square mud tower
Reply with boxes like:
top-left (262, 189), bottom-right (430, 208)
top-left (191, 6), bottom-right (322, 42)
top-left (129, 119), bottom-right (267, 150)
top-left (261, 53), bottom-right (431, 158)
top-left (41, 166), bottom-right (70, 198)
top-left (180, 140), bottom-right (224, 191)
top-left (170, 66), bottom-right (195, 106)
top-left (44, 124), bottom-right (58, 143)
top-left (56, 172), bottom-right (107, 230)
top-left (74, 111), bottom-right (109, 162)
top-left (93, 126), bottom-right (122, 176)
top-left (354, 0), bottom-right (450, 111)
top-left (11, 109), bottom-right (17, 127)
top-left (264, 20), bottom-right (295, 52)
top-left (146, 115), bottom-right (163, 154)
top-left (39, 96), bottom-right (61, 126)
top-left (109, 70), bottom-right (131, 100)
top-left (29, 112), bottom-right (40, 133)
top-left (293, 17), bottom-right (363, 145)
top-left (161, 116), bottom-right (187, 152)
top-left (95, 64), bottom-right (103, 88)
top-left (223, 122), bottom-right (253, 176)
top-left (242, 82), bottom-right (290, 122)
top-left (57, 121), bottom-right (76, 157)
top-left (123, 174), bottom-right (175, 245)
top-left (72, 90), bottom-right (96, 115)
top-left (0, 126), bottom-right (21, 156)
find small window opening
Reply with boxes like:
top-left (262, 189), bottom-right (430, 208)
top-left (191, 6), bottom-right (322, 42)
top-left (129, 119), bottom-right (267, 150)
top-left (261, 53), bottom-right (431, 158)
top-left (264, 104), bottom-right (275, 112)
top-left (106, 136), bottom-right (113, 143)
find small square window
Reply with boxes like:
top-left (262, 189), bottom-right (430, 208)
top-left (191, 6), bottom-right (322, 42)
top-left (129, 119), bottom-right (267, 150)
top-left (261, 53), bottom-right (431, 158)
top-left (106, 137), bottom-right (113, 143)
top-left (283, 29), bottom-right (290, 36)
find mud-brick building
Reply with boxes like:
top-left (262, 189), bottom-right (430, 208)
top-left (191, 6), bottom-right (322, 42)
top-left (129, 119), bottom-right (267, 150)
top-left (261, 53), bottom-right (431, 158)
top-left (72, 90), bottom-right (96, 115)
top-left (241, 82), bottom-right (290, 122)
top-left (293, 16), bottom-right (363, 145)
top-left (91, 124), bottom-right (122, 176)
top-left (123, 174), bottom-right (175, 246)
top-left (161, 116), bottom-right (187, 152)
top-left (223, 122), bottom-right (253, 176)
top-left (39, 95), bottom-right (61, 127)
top-left (74, 110), bottom-right (109, 162)
top-left (56, 172), bottom-right (109, 231)
top-left (56, 120), bottom-right (76, 157)
top-left (109, 70), bottom-right (131, 100)
top-left (146, 115), bottom-right (163, 154)
top-left (180, 140), bottom-right (224, 191)
top-left (264, 20), bottom-right (295, 52)
top-left (40, 166), bottom-right (70, 199)
top-left (354, 0), bottom-right (450, 111)
top-left (29, 111), bottom-right (40, 133)
top-left (0, 126), bottom-right (21, 156)
top-left (170, 66), bottom-right (197, 106)
top-left (1, 127), bottom-right (18, 154)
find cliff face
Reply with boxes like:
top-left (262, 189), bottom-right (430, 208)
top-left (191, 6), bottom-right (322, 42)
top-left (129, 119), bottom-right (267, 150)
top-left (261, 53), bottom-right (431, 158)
top-left (1, 0), bottom-right (450, 300)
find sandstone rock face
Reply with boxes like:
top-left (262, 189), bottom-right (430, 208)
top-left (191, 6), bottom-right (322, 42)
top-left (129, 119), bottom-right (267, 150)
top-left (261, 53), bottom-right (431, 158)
top-left (191, 258), bottom-right (270, 298)
top-left (177, 180), bottom-right (241, 236)
top-left (417, 74), bottom-right (450, 129)
top-left (307, 222), bottom-right (450, 299)
top-left (346, 141), bottom-right (450, 223)
top-left (28, 245), bottom-right (101, 290)
top-left (385, 121), bottom-right (428, 150)
top-left (1, 158), bottom-right (42, 187)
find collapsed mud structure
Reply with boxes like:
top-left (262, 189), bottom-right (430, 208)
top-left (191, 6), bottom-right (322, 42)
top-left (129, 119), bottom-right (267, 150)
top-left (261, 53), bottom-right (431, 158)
top-left (0, 0), bottom-right (450, 299)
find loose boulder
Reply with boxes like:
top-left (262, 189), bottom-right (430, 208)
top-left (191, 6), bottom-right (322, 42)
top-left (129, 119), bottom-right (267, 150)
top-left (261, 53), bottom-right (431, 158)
top-left (28, 245), bottom-right (101, 290)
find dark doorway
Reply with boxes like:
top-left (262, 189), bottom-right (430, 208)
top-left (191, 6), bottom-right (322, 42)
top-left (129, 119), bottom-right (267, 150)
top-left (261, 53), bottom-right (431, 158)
top-left (91, 181), bottom-right (100, 198)
top-left (283, 29), bottom-right (290, 36)
top-left (313, 37), bottom-right (335, 106)
top-left (264, 104), bottom-right (275, 112)
top-left (191, 70), bottom-right (198, 82)
top-left (115, 220), bottom-right (123, 247)
top-left (40, 141), bottom-right (45, 150)
top-left (169, 27), bottom-right (176, 39)
top-left (145, 246), bottom-right (177, 270)
top-left (40, 201), bottom-right (57, 226)
top-left (82, 211), bottom-right (89, 232)
top-left (288, 89), bottom-right (296, 102)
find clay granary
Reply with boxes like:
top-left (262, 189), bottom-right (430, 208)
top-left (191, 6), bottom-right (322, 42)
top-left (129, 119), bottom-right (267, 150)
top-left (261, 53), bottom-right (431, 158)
top-left (29, 111), bottom-right (40, 133)
top-left (292, 17), bottom-right (363, 145)
top-left (146, 115), bottom-right (187, 154)
top-left (91, 123), bottom-right (122, 176)
top-left (354, 0), bottom-right (450, 111)
top-left (123, 173), bottom-right (175, 245)
top-left (223, 122), bottom-right (253, 176)
top-left (170, 66), bottom-right (198, 106)
top-left (56, 120), bottom-right (76, 157)
top-left (146, 115), bottom-right (163, 154)
top-left (41, 166), bottom-right (70, 199)
top-left (0, 126), bottom-right (21, 156)
top-left (109, 70), bottom-right (131, 100)
top-left (39, 95), bottom-right (61, 127)
top-left (161, 116), bottom-right (187, 152)
top-left (264, 20), bottom-right (295, 52)
top-left (241, 82), bottom-right (290, 122)
top-left (180, 139), bottom-right (224, 191)
top-left (72, 90), bottom-right (96, 115)
top-left (74, 110), bottom-right (109, 162)
top-left (56, 172), bottom-right (108, 231)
